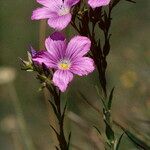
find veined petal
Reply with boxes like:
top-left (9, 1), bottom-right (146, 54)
top-left (70, 57), bottom-right (95, 76)
top-left (66, 36), bottom-right (91, 60)
top-left (88, 0), bottom-right (111, 8)
top-left (53, 70), bottom-right (73, 92)
top-left (45, 33), bottom-right (67, 60)
top-left (37, 0), bottom-right (63, 11)
top-left (48, 13), bottom-right (72, 30)
top-left (32, 50), bottom-right (57, 68)
top-left (65, 0), bottom-right (80, 7)
top-left (36, 0), bottom-right (51, 7)
top-left (31, 7), bottom-right (53, 20)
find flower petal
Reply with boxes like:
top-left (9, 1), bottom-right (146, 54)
top-left (47, 13), bottom-right (72, 30)
top-left (53, 70), bottom-right (73, 92)
top-left (32, 50), bottom-right (57, 68)
top-left (45, 33), bottom-right (67, 60)
top-left (37, 0), bottom-right (63, 11)
top-left (29, 46), bottom-right (37, 57)
top-left (50, 32), bottom-right (66, 41)
top-left (88, 0), bottom-right (111, 8)
top-left (66, 36), bottom-right (91, 60)
top-left (70, 57), bottom-right (95, 76)
top-left (31, 7), bottom-right (53, 20)
top-left (36, 0), bottom-right (51, 7)
top-left (65, 0), bottom-right (80, 7)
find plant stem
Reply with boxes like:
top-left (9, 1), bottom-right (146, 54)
top-left (47, 84), bottom-right (68, 150)
top-left (71, 5), bottom-right (116, 149)
top-left (39, 20), bottom-right (58, 147)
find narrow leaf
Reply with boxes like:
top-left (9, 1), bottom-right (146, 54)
top-left (108, 87), bottom-right (115, 110)
top-left (117, 124), bottom-right (150, 150)
top-left (104, 120), bottom-right (115, 143)
top-left (50, 125), bottom-right (59, 137)
top-left (126, 0), bottom-right (136, 3)
top-left (125, 130), bottom-right (150, 150)
top-left (114, 133), bottom-right (124, 150)
top-left (67, 132), bottom-right (72, 150)
top-left (61, 102), bottom-right (67, 123)
top-left (93, 126), bottom-right (102, 135)
top-left (49, 100), bottom-right (60, 120)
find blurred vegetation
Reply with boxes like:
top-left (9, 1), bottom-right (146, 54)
top-left (0, 0), bottom-right (150, 149)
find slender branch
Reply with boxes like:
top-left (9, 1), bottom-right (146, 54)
top-left (71, 4), bottom-right (117, 149)
top-left (48, 86), bottom-right (68, 150)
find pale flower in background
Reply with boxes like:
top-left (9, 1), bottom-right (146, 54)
top-left (120, 70), bottom-right (138, 88)
top-left (0, 67), bottom-right (16, 85)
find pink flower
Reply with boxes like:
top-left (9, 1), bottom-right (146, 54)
top-left (32, 32), bottom-right (95, 92)
top-left (88, 0), bottom-right (111, 8)
top-left (31, 0), bottom-right (80, 30)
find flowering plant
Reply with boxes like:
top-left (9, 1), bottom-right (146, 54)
top-left (21, 0), bottom-right (150, 149)
top-left (31, 32), bottom-right (94, 92)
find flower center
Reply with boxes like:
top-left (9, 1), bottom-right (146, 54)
top-left (58, 60), bottom-right (71, 70)
top-left (58, 5), bottom-right (70, 16)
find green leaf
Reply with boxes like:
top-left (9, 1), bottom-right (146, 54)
top-left (67, 132), bottom-right (72, 150)
top-left (114, 133), bottom-right (124, 150)
top-left (50, 124), bottom-right (59, 137)
top-left (104, 120), bottom-right (115, 144)
top-left (49, 100), bottom-right (60, 120)
top-left (108, 87), bottom-right (115, 110)
top-left (95, 86), bottom-right (107, 109)
top-left (125, 130), bottom-right (150, 150)
top-left (61, 102), bottom-right (67, 123)
top-left (117, 124), bottom-right (150, 150)
top-left (125, 0), bottom-right (136, 3)
top-left (93, 126), bottom-right (102, 135)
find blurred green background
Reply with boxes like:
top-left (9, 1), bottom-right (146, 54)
top-left (0, 0), bottom-right (150, 149)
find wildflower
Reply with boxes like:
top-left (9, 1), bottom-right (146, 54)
top-left (31, 0), bottom-right (80, 30)
top-left (32, 32), bottom-right (95, 92)
top-left (88, 0), bottom-right (111, 8)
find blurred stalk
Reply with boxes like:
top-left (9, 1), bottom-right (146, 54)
top-left (68, 111), bottom-right (105, 150)
top-left (39, 20), bottom-right (46, 49)
top-left (39, 20), bottom-right (58, 147)
top-left (8, 82), bottom-right (36, 150)
top-left (11, 132), bottom-right (24, 150)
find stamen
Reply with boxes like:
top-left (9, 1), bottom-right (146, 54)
top-left (58, 60), bottom-right (71, 70)
top-left (58, 5), bottom-right (70, 16)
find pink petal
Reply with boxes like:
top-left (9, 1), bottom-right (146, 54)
top-left (66, 36), bottom-right (91, 60)
top-left (45, 33), bottom-right (67, 60)
top-left (53, 70), bottom-right (73, 92)
top-left (36, 0), bottom-right (51, 7)
top-left (31, 7), bottom-right (53, 20)
top-left (47, 13), bottom-right (72, 30)
top-left (32, 51), bottom-right (57, 68)
top-left (65, 0), bottom-right (80, 7)
top-left (88, 0), bottom-right (111, 8)
top-left (37, 0), bottom-right (63, 11)
top-left (70, 57), bottom-right (95, 76)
